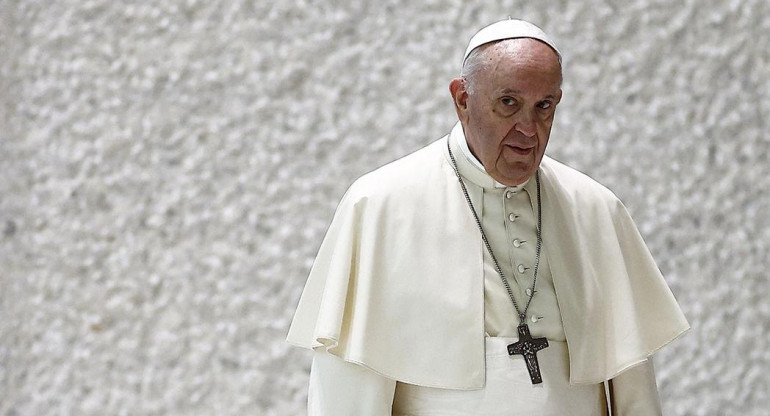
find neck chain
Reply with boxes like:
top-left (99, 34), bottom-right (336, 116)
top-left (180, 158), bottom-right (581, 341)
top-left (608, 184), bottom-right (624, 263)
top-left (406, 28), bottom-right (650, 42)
top-left (447, 141), bottom-right (543, 327)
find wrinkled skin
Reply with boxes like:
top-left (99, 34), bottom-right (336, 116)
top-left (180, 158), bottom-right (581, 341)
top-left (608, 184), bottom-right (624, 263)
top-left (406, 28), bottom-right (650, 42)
top-left (450, 38), bottom-right (563, 186)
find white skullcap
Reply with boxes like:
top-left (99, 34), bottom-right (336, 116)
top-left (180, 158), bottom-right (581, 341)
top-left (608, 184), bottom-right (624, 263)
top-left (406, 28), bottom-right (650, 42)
top-left (463, 18), bottom-right (561, 65)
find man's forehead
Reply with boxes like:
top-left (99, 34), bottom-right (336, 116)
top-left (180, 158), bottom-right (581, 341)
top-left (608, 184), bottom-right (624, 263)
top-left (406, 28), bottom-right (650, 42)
top-left (477, 39), bottom-right (563, 92)
top-left (485, 38), bottom-right (561, 65)
top-left (483, 53), bottom-right (563, 96)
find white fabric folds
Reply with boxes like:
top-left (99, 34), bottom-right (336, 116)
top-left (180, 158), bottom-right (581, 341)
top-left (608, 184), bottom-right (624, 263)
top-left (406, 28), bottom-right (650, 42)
top-left (393, 338), bottom-right (606, 416)
top-left (287, 124), bottom-right (689, 388)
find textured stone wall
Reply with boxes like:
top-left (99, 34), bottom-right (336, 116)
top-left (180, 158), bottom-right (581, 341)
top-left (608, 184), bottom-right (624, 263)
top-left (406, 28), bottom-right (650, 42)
top-left (1, 0), bottom-right (768, 415)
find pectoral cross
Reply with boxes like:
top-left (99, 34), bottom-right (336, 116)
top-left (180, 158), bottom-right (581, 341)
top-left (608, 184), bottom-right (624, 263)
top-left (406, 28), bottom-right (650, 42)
top-left (507, 323), bottom-right (549, 384)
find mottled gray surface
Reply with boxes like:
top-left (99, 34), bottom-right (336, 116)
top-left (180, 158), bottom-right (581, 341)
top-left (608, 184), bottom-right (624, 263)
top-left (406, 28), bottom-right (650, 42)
top-left (1, 0), bottom-right (768, 415)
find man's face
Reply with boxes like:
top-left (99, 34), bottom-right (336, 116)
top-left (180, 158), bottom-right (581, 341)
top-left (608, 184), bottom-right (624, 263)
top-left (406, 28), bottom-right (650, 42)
top-left (450, 39), bottom-right (562, 186)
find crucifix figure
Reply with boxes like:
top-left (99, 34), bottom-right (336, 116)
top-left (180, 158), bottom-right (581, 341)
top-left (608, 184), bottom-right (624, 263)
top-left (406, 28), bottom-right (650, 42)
top-left (507, 323), bottom-right (549, 384)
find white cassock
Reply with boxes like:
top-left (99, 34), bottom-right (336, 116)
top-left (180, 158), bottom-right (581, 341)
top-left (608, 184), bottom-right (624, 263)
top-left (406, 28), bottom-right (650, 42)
top-left (287, 122), bottom-right (690, 415)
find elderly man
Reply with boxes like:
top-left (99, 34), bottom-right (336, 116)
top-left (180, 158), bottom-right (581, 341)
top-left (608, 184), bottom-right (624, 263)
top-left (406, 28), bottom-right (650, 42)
top-left (287, 19), bottom-right (689, 415)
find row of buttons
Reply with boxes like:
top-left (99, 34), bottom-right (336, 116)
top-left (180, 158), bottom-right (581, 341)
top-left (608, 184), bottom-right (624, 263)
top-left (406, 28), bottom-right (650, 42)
top-left (510, 210), bottom-right (529, 275)
top-left (505, 186), bottom-right (542, 324)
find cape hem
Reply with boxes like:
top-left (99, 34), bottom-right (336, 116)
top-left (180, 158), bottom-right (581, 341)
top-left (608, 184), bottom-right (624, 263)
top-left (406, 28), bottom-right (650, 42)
top-left (569, 325), bottom-right (691, 385)
top-left (289, 338), bottom-right (486, 391)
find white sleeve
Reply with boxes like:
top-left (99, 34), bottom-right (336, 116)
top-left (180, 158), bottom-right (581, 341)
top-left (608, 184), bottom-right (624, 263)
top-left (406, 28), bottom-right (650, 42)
top-left (308, 350), bottom-right (397, 416)
top-left (609, 358), bottom-right (663, 416)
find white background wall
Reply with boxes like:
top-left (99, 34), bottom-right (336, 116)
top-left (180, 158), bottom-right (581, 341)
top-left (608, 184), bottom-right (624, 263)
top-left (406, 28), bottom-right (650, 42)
top-left (1, 0), bottom-right (768, 415)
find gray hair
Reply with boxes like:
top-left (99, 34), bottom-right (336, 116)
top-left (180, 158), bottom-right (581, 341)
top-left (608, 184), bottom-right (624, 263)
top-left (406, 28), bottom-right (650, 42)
top-left (460, 45), bottom-right (488, 95)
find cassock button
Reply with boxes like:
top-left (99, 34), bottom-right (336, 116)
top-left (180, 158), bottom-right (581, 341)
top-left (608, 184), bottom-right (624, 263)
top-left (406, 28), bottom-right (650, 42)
top-left (506, 190), bottom-right (516, 198)
top-left (526, 288), bottom-right (533, 296)
top-left (517, 264), bottom-right (528, 274)
top-left (531, 315), bottom-right (542, 323)
top-left (508, 213), bottom-right (518, 222)
top-left (513, 239), bottom-right (525, 248)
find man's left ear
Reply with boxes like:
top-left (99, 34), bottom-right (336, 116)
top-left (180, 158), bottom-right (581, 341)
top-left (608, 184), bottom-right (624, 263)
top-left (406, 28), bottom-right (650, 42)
top-left (556, 89), bottom-right (563, 105)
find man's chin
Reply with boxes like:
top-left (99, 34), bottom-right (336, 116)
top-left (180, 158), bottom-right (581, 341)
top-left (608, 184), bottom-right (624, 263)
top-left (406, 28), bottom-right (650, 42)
top-left (494, 162), bottom-right (534, 184)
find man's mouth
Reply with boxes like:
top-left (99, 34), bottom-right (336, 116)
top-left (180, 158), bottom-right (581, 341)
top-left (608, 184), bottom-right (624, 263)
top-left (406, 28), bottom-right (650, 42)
top-left (506, 144), bottom-right (534, 155)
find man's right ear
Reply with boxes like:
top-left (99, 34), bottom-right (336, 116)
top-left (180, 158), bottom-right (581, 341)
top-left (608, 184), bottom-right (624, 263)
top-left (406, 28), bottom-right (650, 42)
top-left (449, 78), bottom-right (469, 122)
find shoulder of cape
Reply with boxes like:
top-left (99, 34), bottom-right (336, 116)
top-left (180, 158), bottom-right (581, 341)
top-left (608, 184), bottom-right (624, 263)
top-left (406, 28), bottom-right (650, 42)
top-left (341, 138), bottom-right (448, 205)
top-left (540, 155), bottom-right (625, 211)
top-left (290, 136), bottom-right (489, 388)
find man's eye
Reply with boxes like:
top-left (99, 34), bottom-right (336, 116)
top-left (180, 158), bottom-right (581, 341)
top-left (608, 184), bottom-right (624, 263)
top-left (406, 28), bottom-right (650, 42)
top-left (537, 101), bottom-right (552, 110)
top-left (501, 97), bottom-right (516, 106)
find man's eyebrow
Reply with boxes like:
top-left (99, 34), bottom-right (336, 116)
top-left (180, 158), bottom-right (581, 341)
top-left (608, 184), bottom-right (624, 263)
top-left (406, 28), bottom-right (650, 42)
top-left (498, 88), bottom-right (558, 100)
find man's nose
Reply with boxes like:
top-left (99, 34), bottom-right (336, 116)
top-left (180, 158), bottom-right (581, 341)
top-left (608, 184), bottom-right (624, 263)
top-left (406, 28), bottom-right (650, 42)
top-left (514, 110), bottom-right (537, 137)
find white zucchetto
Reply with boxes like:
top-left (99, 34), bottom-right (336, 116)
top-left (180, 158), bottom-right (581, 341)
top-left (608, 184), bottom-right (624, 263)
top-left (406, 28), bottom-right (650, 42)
top-left (463, 18), bottom-right (562, 64)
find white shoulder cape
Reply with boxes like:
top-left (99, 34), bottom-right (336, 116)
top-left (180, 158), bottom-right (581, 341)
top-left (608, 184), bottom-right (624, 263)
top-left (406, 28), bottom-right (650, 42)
top-left (287, 133), bottom-right (689, 389)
